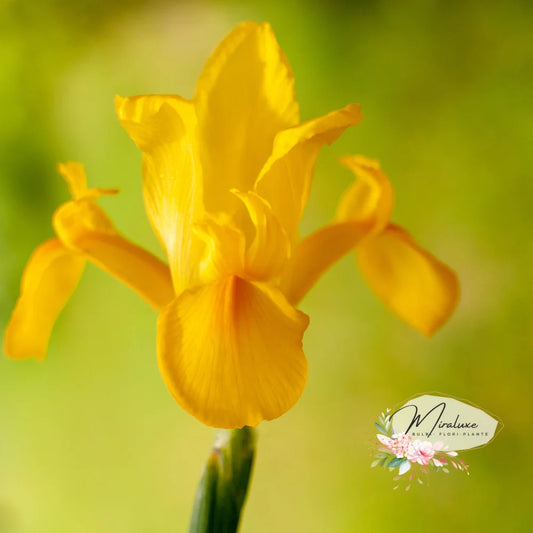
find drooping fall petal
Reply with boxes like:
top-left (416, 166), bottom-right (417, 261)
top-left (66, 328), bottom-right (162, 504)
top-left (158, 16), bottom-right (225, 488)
top-left (72, 234), bottom-right (174, 311)
top-left (282, 153), bottom-right (391, 305)
top-left (195, 22), bottom-right (299, 213)
top-left (4, 239), bottom-right (85, 360)
top-left (115, 94), bottom-right (204, 294)
top-left (282, 219), bottom-right (374, 305)
top-left (53, 197), bottom-right (174, 310)
top-left (157, 276), bottom-right (309, 428)
top-left (255, 104), bottom-right (363, 243)
top-left (356, 224), bottom-right (460, 336)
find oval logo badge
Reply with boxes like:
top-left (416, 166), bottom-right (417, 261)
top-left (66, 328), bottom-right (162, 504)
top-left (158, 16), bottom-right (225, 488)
top-left (391, 393), bottom-right (502, 451)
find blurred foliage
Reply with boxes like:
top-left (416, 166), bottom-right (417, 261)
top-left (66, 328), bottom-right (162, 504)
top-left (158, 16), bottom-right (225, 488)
top-left (1, 0), bottom-right (532, 531)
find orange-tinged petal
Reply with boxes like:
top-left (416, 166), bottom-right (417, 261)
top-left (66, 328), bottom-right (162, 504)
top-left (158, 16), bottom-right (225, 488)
top-left (336, 155), bottom-right (394, 235)
top-left (115, 95), bottom-right (204, 294)
top-left (282, 219), bottom-right (373, 305)
top-left (53, 199), bottom-right (174, 310)
top-left (356, 224), bottom-right (460, 336)
top-left (255, 104), bottom-right (363, 243)
top-left (233, 191), bottom-right (290, 281)
top-left (4, 239), bottom-right (85, 360)
top-left (195, 22), bottom-right (299, 213)
top-left (157, 276), bottom-right (309, 428)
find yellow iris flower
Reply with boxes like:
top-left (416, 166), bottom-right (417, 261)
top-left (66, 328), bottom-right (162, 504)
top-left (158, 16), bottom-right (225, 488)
top-left (4, 22), bottom-right (459, 429)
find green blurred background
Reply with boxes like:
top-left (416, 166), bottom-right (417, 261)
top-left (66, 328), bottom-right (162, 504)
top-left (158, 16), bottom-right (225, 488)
top-left (1, 0), bottom-right (532, 531)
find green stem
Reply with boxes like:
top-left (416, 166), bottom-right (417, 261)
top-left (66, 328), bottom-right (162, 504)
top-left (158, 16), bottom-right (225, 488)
top-left (189, 427), bottom-right (256, 533)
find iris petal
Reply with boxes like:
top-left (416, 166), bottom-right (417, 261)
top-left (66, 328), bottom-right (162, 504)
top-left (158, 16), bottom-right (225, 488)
top-left (194, 215), bottom-right (246, 283)
top-left (357, 224), bottom-right (460, 336)
top-left (115, 94), bottom-right (195, 132)
top-left (281, 153), bottom-right (390, 304)
top-left (53, 199), bottom-right (174, 310)
top-left (233, 191), bottom-right (290, 281)
top-left (115, 95), bottom-right (204, 293)
top-left (57, 161), bottom-right (118, 200)
top-left (157, 276), bottom-right (309, 428)
top-left (336, 155), bottom-right (394, 235)
top-left (195, 22), bottom-right (299, 213)
top-left (255, 104), bottom-right (363, 243)
top-left (4, 239), bottom-right (85, 360)
top-left (71, 233), bottom-right (174, 311)
top-left (57, 161), bottom-right (88, 199)
top-left (282, 219), bottom-right (373, 305)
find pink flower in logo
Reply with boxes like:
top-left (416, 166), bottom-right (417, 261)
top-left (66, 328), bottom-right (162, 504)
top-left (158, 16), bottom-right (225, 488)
top-left (406, 440), bottom-right (443, 465)
top-left (390, 433), bottom-right (412, 458)
top-left (377, 432), bottom-right (412, 458)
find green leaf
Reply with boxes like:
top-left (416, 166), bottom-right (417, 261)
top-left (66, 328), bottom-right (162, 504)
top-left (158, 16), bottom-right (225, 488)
top-left (388, 457), bottom-right (404, 468)
top-left (375, 423), bottom-right (387, 434)
top-left (398, 459), bottom-right (411, 476)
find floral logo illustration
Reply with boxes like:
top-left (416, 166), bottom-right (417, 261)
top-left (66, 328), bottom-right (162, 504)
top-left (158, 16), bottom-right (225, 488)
top-left (372, 409), bottom-right (468, 490)
top-left (371, 394), bottom-right (502, 490)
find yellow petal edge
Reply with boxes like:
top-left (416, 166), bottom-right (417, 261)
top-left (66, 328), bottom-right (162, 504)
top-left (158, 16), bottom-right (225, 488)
top-left (157, 276), bottom-right (309, 428)
top-left (4, 239), bottom-right (85, 360)
top-left (357, 224), bottom-right (460, 336)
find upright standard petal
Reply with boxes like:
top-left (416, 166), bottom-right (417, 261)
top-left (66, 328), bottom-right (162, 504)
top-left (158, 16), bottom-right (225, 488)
top-left (53, 197), bottom-right (174, 310)
top-left (255, 105), bottom-right (363, 243)
top-left (115, 96), bottom-right (204, 293)
top-left (157, 276), bottom-right (309, 428)
top-left (4, 239), bottom-right (85, 360)
top-left (115, 95), bottom-right (204, 294)
top-left (356, 224), bottom-right (460, 336)
top-left (195, 22), bottom-right (299, 212)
